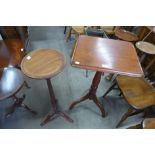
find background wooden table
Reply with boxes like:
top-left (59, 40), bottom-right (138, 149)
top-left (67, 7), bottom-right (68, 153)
top-left (0, 39), bottom-right (24, 68)
top-left (115, 29), bottom-right (138, 42)
top-left (136, 41), bottom-right (155, 71)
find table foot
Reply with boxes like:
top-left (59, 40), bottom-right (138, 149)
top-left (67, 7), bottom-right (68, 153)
top-left (5, 104), bottom-right (16, 118)
top-left (69, 93), bottom-right (105, 117)
top-left (116, 107), bottom-right (134, 128)
top-left (21, 103), bottom-right (37, 115)
top-left (40, 110), bottom-right (73, 126)
top-left (5, 94), bottom-right (37, 118)
top-left (41, 79), bottom-right (73, 126)
top-left (40, 112), bottom-right (56, 126)
top-left (58, 111), bottom-right (74, 123)
top-left (92, 95), bottom-right (105, 117)
top-left (69, 71), bottom-right (106, 117)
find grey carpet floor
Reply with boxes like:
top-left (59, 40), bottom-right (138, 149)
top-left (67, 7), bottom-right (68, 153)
top-left (0, 26), bottom-right (143, 129)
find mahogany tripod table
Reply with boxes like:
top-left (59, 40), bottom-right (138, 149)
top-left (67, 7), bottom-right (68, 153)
top-left (69, 35), bottom-right (143, 117)
top-left (21, 49), bottom-right (73, 126)
top-left (0, 67), bottom-right (36, 117)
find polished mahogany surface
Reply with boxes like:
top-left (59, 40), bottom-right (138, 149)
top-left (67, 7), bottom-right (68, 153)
top-left (72, 35), bottom-right (143, 77)
top-left (115, 29), bottom-right (138, 42)
top-left (0, 67), bottom-right (24, 100)
top-left (21, 48), bottom-right (66, 79)
top-left (136, 41), bottom-right (155, 55)
top-left (0, 39), bottom-right (24, 68)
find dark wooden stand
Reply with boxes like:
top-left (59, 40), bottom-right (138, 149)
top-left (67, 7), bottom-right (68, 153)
top-left (40, 79), bottom-right (73, 126)
top-left (69, 71), bottom-right (105, 117)
top-left (6, 94), bottom-right (37, 117)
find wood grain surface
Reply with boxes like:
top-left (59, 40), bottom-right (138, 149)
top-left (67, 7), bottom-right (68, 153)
top-left (117, 75), bottom-right (155, 109)
top-left (21, 48), bottom-right (66, 79)
top-left (115, 29), bottom-right (138, 42)
top-left (72, 35), bottom-right (143, 77)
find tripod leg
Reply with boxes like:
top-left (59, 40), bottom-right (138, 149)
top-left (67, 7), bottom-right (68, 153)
top-left (59, 111), bottom-right (74, 123)
top-left (24, 81), bottom-right (31, 89)
top-left (18, 94), bottom-right (37, 114)
top-left (5, 96), bottom-right (20, 117)
top-left (69, 93), bottom-right (89, 110)
top-left (5, 104), bottom-right (17, 118)
top-left (40, 112), bottom-right (56, 126)
top-left (21, 103), bottom-right (37, 114)
top-left (92, 95), bottom-right (105, 117)
top-left (116, 107), bottom-right (134, 128)
top-left (103, 82), bottom-right (117, 98)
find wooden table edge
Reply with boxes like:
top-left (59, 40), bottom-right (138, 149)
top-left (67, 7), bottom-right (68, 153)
top-left (71, 63), bottom-right (144, 78)
top-left (20, 48), bottom-right (67, 79)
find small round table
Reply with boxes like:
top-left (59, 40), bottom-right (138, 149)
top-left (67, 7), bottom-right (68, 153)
top-left (115, 29), bottom-right (138, 42)
top-left (21, 48), bottom-right (73, 126)
top-left (136, 41), bottom-right (155, 55)
top-left (0, 67), bottom-right (36, 117)
top-left (136, 41), bottom-right (155, 70)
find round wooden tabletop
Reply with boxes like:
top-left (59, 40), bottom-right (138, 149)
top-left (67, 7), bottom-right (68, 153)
top-left (0, 67), bottom-right (24, 100)
top-left (21, 48), bottom-right (66, 79)
top-left (115, 29), bottom-right (138, 42)
top-left (0, 39), bottom-right (24, 68)
top-left (136, 41), bottom-right (155, 55)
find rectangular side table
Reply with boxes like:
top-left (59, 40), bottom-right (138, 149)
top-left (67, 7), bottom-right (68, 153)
top-left (69, 35), bottom-right (143, 117)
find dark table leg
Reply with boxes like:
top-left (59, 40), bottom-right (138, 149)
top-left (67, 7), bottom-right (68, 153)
top-left (24, 81), bottom-right (31, 89)
top-left (69, 71), bottom-right (105, 117)
top-left (6, 94), bottom-right (37, 117)
top-left (144, 57), bottom-right (155, 72)
top-left (64, 26), bottom-right (67, 34)
top-left (40, 79), bottom-right (73, 126)
top-left (140, 53), bottom-right (147, 64)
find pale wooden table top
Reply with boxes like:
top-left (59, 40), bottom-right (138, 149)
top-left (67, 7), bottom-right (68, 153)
top-left (21, 48), bottom-right (66, 79)
top-left (72, 35), bottom-right (143, 77)
top-left (136, 41), bottom-right (155, 55)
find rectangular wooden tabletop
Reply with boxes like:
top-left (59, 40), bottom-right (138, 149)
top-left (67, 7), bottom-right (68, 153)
top-left (71, 35), bottom-right (144, 77)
